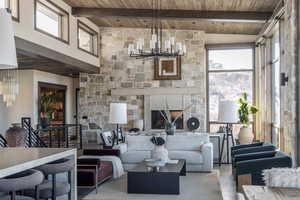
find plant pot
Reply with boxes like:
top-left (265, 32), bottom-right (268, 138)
top-left (165, 123), bottom-right (176, 135)
top-left (238, 127), bottom-right (254, 144)
top-left (40, 117), bottom-right (51, 129)
top-left (5, 123), bottom-right (27, 147)
top-left (151, 145), bottom-right (169, 163)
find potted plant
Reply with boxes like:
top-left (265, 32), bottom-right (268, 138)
top-left (40, 92), bottom-right (56, 128)
top-left (237, 93), bottom-right (258, 144)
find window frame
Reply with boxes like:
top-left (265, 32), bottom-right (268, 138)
top-left (3, 0), bottom-right (20, 22)
top-left (77, 20), bottom-right (99, 57)
top-left (34, 0), bottom-right (70, 44)
top-left (205, 43), bottom-right (256, 132)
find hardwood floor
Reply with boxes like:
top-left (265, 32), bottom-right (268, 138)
top-left (217, 164), bottom-right (237, 200)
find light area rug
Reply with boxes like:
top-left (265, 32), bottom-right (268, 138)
top-left (82, 171), bottom-right (223, 200)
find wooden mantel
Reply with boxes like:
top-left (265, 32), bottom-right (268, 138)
top-left (111, 87), bottom-right (202, 96)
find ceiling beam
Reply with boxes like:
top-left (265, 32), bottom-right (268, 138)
top-left (72, 8), bottom-right (272, 23)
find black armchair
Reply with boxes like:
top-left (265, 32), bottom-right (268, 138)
top-left (234, 151), bottom-right (292, 191)
top-left (231, 142), bottom-right (276, 161)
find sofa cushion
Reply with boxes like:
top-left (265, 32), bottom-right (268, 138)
top-left (168, 151), bottom-right (203, 164)
top-left (126, 135), bottom-right (155, 151)
top-left (166, 135), bottom-right (209, 151)
top-left (121, 151), bottom-right (151, 163)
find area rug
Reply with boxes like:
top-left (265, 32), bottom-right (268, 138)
top-left (81, 171), bottom-right (223, 200)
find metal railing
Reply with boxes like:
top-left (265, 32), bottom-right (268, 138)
top-left (21, 117), bottom-right (83, 149)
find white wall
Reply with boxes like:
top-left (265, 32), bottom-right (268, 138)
top-left (0, 70), bottom-right (77, 134)
top-left (14, 0), bottom-right (100, 67)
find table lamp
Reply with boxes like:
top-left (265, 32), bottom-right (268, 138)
top-left (109, 103), bottom-right (127, 144)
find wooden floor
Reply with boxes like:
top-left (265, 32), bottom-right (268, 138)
top-left (217, 164), bottom-right (237, 200)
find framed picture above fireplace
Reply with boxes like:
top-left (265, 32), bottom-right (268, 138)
top-left (154, 56), bottom-right (181, 80)
top-left (151, 110), bottom-right (184, 130)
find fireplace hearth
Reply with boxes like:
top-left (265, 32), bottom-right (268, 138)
top-left (151, 110), bottom-right (184, 130)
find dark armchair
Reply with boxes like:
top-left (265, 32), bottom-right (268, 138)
top-left (231, 142), bottom-right (276, 161)
top-left (234, 151), bottom-right (292, 192)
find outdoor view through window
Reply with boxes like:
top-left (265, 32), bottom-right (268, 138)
top-left (208, 47), bottom-right (254, 133)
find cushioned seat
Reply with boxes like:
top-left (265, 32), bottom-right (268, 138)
top-left (121, 151), bottom-right (151, 163)
top-left (169, 151), bottom-right (203, 164)
top-left (25, 180), bottom-right (70, 198)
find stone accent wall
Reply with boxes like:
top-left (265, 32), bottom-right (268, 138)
top-left (280, 0), bottom-right (298, 163)
top-left (79, 28), bottom-right (206, 131)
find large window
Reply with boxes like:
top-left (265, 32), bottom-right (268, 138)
top-left (34, 0), bottom-right (69, 43)
top-left (0, 0), bottom-right (19, 21)
top-left (207, 45), bottom-right (254, 136)
top-left (77, 21), bottom-right (98, 56)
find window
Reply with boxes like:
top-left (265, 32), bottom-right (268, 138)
top-left (34, 0), bottom-right (69, 43)
top-left (207, 45), bottom-right (254, 136)
top-left (0, 0), bottom-right (19, 21)
top-left (77, 21), bottom-right (98, 56)
top-left (271, 25), bottom-right (281, 147)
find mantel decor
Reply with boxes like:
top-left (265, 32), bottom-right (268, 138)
top-left (127, 0), bottom-right (186, 59)
top-left (154, 56), bottom-right (181, 80)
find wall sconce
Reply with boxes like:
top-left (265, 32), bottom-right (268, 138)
top-left (280, 73), bottom-right (289, 86)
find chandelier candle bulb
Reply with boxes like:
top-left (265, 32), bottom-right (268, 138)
top-left (152, 34), bottom-right (157, 42)
top-left (183, 45), bottom-right (187, 54)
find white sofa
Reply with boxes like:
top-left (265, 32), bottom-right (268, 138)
top-left (117, 133), bottom-right (213, 172)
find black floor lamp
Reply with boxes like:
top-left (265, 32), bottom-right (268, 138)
top-left (218, 100), bottom-right (238, 164)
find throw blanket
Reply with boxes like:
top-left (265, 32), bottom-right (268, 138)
top-left (79, 155), bottom-right (124, 179)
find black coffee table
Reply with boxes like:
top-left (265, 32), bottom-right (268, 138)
top-left (127, 159), bottom-right (186, 195)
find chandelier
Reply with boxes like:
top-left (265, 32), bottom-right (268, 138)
top-left (128, 0), bottom-right (186, 58)
top-left (0, 9), bottom-right (19, 107)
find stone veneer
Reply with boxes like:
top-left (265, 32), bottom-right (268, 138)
top-left (79, 28), bottom-right (206, 131)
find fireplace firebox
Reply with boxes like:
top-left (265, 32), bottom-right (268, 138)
top-left (151, 110), bottom-right (184, 130)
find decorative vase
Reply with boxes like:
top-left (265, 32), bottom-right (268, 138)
top-left (40, 117), bottom-right (50, 129)
top-left (238, 127), bottom-right (254, 144)
top-left (151, 145), bottom-right (169, 163)
top-left (165, 123), bottom-right (176, 135)
top-left (5, 123), bottom-right (27, 147)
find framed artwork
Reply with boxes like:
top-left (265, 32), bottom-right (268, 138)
top-left (154, 56), bottom-right (181, 80)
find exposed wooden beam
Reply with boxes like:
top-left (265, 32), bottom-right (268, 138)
top-left (72, 8), bottom-right (272, 23)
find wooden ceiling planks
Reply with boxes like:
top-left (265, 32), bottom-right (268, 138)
top-left (63, 0), bottom-right (279, 12)
top-left (62, 0), bottom-right (281, 34)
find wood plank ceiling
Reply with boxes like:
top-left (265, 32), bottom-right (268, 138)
top-left (63, 0), bottom-right (281, 34)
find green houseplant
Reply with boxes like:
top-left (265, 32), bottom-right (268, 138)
top-left (237, 93), bottom-right (258, 144)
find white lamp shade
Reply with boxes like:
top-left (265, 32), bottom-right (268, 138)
top-left (0, 9), bottom-right (18, 69)
top-left (109, 103), bottom-right (128, 124)
top-left (218, 100), bottom-right (239, 123)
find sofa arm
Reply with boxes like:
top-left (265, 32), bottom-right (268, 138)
top-left (234, 151), bottom-right (277, 163)
top-left (232, 145), bottom-right (276, 158)
top-left (77, 158), bottom-right (101, 166)
top-left (231, 142), bottom-right (264, 152)
top-left (83, 149), bottom-right (121, 157)
top-left (236, 155), bottom-right (292, 176)
top-left (201, 142), bottom-right (213, 172)
top-left (113, 143), bottom-right (128, 154)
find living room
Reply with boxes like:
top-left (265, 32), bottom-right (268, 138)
top-left (0, 0), bottom-right (299, 200)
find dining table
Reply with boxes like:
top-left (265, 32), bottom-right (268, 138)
top-left (0, 148), bottom-right (77, 200)
top-left (243, 185), bottom-right (300, 200)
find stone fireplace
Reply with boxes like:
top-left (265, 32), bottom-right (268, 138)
top-left (151, 110), bottom-right (184, 130)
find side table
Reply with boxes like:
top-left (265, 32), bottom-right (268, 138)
top-left (209, 134), bottom-right (222, 166)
